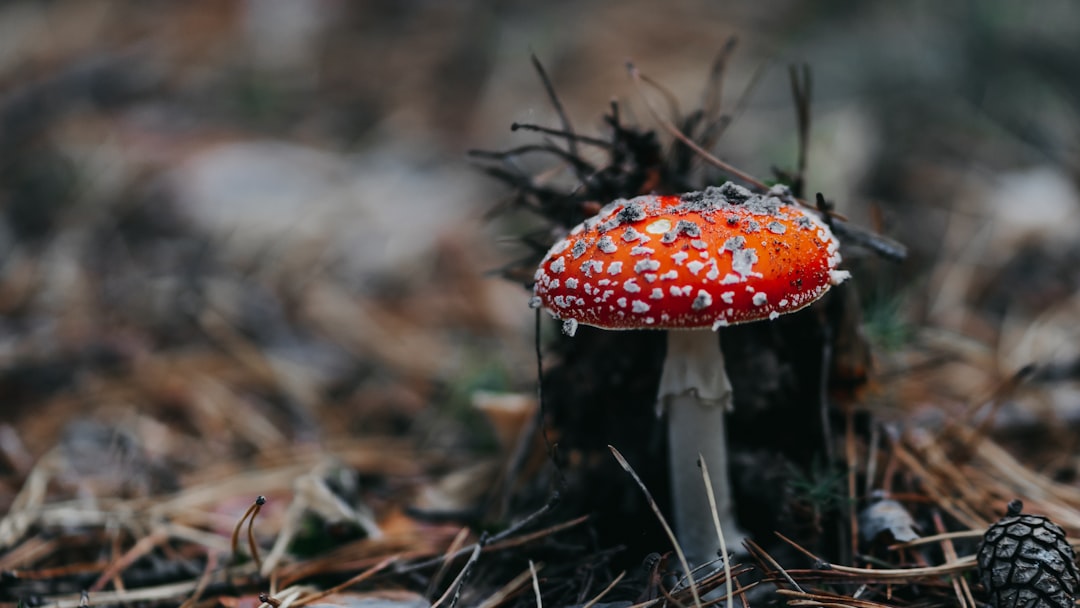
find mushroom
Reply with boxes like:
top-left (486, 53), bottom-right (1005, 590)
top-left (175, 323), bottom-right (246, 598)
top-left (530, 182), bottom-right (848, 565)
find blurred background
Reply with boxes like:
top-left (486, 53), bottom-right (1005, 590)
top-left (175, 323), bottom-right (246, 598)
top-left (2, 0), bottom-right (1080, 553)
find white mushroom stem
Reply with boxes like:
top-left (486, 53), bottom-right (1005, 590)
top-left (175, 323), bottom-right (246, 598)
top-left (658, 329), bottom-right (743, 567)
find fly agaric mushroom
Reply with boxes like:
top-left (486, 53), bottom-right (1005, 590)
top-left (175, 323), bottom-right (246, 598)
top-left (530, 182), bottom-right (848, 565)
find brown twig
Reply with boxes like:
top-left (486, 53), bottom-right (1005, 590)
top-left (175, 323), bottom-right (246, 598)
top-left (292, 554), bottom-right (398, 607)
top-left (701, 37), bottom-right (739, 133)
top-left (227, 495), bottom-right (266, 572)
top-left (609, 445), bottom-right (703, 608)
top-left (932, 510), bottom-right (975, 608)
top-left (744, 537), bottom-right (803, 592)
top-left (787, 64), bottom-right (812, 199)
top-left (775, 588), bottom-right (897, 608)
top-left (426, 527), bottom-right (472, 599)
top-left (398, 512), bottom-right (587, 577)
top-left (581, 570), bottom-right (625, 608)
top-left (775, 531), bottom-right (977, 580)
top-left (627, 61), bottom-right (766, 191)
top-left (247, 495), bottom-right (265, 573)
top-left (530, 54), bottom-right (585, 184)
top-left (476, 564), bottom-right (541, 608)
top-left (637, 71), bottom-right (684, 125)
top-left (699, 455), bottom-right (735, 608)
top-left (510, 122), bottom-right (612, 147)
top-left (432, 533), bottom-right (487, 608)
top-left (88, 530), bottom-right (168, 593)
top-left (178, 549), bottom-right (218, 608)
top-left (700, 44), bottom-right (770, 151)
top-left (528, 560), bottom-right (543, 607)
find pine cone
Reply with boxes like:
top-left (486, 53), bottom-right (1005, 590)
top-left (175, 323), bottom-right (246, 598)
top-left (976, 499), bottom-right (1079, 608)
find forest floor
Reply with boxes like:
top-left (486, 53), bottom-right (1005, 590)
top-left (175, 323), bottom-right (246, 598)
top-left (2, 2), bottom-right (1080, 607)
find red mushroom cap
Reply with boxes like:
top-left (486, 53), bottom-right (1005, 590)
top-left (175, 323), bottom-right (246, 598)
top-left (531, 183), bottom-right (848, 334)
